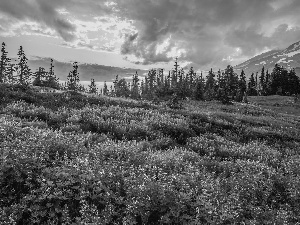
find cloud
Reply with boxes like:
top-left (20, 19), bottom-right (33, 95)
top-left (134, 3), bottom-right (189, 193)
top-left (2, 0), bottom-right (300, 69)
top-left (0, 0), bottom-right (77, 41)
top-left (114, 0), bottom-right (300, 68)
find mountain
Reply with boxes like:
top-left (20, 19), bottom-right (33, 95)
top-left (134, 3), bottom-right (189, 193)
top-left (25, 56), bottom-right (147, 82)
top-left (235, 41), bottom-right (300, 77)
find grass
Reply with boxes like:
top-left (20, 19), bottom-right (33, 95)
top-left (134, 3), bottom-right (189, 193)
top-left (248, 95), bottom-right (300, 116)
top-left (1, 84), bottom-right (300, 224)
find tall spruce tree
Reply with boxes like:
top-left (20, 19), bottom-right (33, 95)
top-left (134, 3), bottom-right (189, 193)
top-left (33, 67), bottom-right (47, 87)
top-left (239, 69), bottom-right (247, 94)
top-left (259, 66), bottom-right (265, 95)
top-left (16, 46), bottom-right (31, 85)
top-left (131, 71), bottom-right (140, 99)
top-left (0, 42), bottom-right (10, 83)
top-left (248, 73), bottom-right (257, 96)
top-left (67, 62), bottom-right (80, 91)
top-left (88, 78), bottom-right (97, 94)
top-left (103, 81), bottom-right (108, 95)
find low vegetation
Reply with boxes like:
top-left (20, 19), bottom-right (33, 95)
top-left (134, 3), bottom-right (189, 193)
top-left (1, 84), bottom-right (300, 224)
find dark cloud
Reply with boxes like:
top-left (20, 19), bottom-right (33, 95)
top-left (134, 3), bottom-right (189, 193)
top-left (2, 0), bottom-right (300, 68)
top-left (114, 0), bottom-right (300, 68)
top-left (0, 0), bottom-right (76, 41)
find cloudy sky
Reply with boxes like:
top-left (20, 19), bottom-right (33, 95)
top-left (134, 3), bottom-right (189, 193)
top-left (1, 0), bottom-right (300, 71)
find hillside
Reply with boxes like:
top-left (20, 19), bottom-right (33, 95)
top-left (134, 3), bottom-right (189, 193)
top-left (26, 56), bottom-right (147, 82)
top-left (1, 84), bottom-right (300, 224)
top-left (235, 41), bottom-right (300, 76)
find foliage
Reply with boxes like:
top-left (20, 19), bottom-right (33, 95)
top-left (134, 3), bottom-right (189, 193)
top-left (1, 41), bottom-right (300, 224)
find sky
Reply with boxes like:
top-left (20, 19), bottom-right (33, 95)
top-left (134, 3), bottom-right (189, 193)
top-left (1, 0), bottom-right (300, 72)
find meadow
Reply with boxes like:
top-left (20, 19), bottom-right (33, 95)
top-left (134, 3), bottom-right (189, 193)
top-left (1, 83), bottom-right (300, 224)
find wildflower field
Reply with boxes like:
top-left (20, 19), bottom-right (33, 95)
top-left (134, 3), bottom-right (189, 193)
top-left (1, 84), bottom-right (300, 224)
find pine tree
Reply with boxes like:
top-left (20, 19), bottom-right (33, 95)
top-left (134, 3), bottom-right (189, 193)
top-left (16, 46), bottom-right (31, 86)
top-left (239, 69), bottom-right (247, 94)
top-left (67, 62), bottom-right (80, 91)
top-left (88, 78), bottom-right (97, 94)
top-left (103, 81), bottom-right (108, 95)
top-left (259, 66), bottom-right (265, 95)
top-left (224, 65), bottom-right (238, 100)
top-left (6, 63), bottom-right (16, 84)
top-left (115, 78), bottom-right (130, 97)
top-left (44, 59), bottom-right (59, 89)
top-left (0, 42), bottom-right (10, 83)
top-left (248, 73), bottom-right (257, 96)
top-left (113, 75), bottom-right (119, 96)
top-left (287, 68), bottom-right (300, 95)
top-left (33, 67), bottom-right (47, 87)
top-left (194, 78), bottom-right (204, 100)
top-left (204, 68), bottom-right (216, 100)
top-left (131, 71), bottom-right (140, 99)
top-left (265, 70), bottom-right (271, 95)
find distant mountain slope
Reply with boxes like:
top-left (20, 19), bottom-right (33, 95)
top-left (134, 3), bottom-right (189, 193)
top-left (26, 57), bottom-right (147, 82)
top-left (235, 41), bottom-right (300, 77)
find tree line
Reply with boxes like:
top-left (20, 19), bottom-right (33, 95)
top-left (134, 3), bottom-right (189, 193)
top-left (1, 42), bottom-right (300, 102)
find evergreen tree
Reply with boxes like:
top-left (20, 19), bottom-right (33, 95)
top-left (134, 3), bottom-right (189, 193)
top-left (131, 71), bottom-right (140, 99)
top-left (16, 46), bottom-right (31, 86)
top-left (265, 70), bottom-right (271, 95)
top-left (33, 67), bottom-right (47, 87)
top-left (287, 68), bottom-right (300, 95)
top-left (113, 75), bottom-right (119, 96)
top-left (88, 78), bottom-right (97, 94)
top-left (6, 63), bottom-right (16, 84)
top-left (239, 69), bottom-right (247, 94)
top-left (115, 78), bottom-right (130, 97)
top-left (204, 68), bottom-right (216, 100)
top-left (67, 62), bottom-right (80, 91)
top-left (259, 66), bottom-right (265, 95)
top-left (194, 78), bottom-right (204, 100)
top-left (44, 59), bottom-right (60, 89)
top-left (0, 42), bottom-right (10, 83)
top-left (103, 81), bottom-right (108, 95)
top-left (270, 64), bottom-right (284, 95)
top-left (224, 65), bottom-right (238, 100)
top-left (248, 73), bottom-right (257, 96)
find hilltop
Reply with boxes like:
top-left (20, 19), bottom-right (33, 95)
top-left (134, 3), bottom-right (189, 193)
top-left (235, 40), bottom-right (300, 76)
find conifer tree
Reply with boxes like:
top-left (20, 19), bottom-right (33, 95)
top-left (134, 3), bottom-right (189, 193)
top-left (259, 66), bottom-right (265, 95)
top-left (115, 78), bottom-right (130, 97)
top-left (265, 70), bottom-right (271, 95)
top-left (88, 78), bottom-right (97, 94)
top-left (113, 75), bottom-right (119, 96)
top-left (248, 73), bottom-right (257, 96)
top-left (6, 63), bottom-right (16, 84)
top-left (44, 59), bottom-right (59, 89)
top-left (239, 69), bottom-right (247, 94)
top-left (67, 62), bottom-right (80, 91)
top-left (0, 42), bottom-right (10, 83)
top-left (103, 81), bottom-right (108, 95)
top-left (224, 65), bottom-right (238, 100)
top-left (131, 71), bottom-right (140, 99)
top-left (204, 68), bottom-right (216, 100)
top-left (194, 77), bottom-right (204, 100)
top-left (33, 67), bottom-right (47, 87)
top-left (16, 46), bottom-right (31, 86)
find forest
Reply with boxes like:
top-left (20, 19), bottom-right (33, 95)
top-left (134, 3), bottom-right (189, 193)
top-left (1, 42), bottom-right (300, 224)
top-left (1, 42), bottom-right (300, 104)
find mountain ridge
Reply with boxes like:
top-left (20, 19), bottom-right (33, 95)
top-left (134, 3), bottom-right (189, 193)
top-left (235, 41), bottom-right (300, 77)
top-left (24, 57), bottom-right (147, 82)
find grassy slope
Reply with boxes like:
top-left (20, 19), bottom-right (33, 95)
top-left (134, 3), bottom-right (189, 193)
top-left (248, 95), bottom-right (300, 116)
top-left (1, 84), bottom-right (300, 224)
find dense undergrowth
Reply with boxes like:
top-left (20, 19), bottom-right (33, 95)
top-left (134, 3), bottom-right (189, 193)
top-left (1, 84), bottom-right (300, 224)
